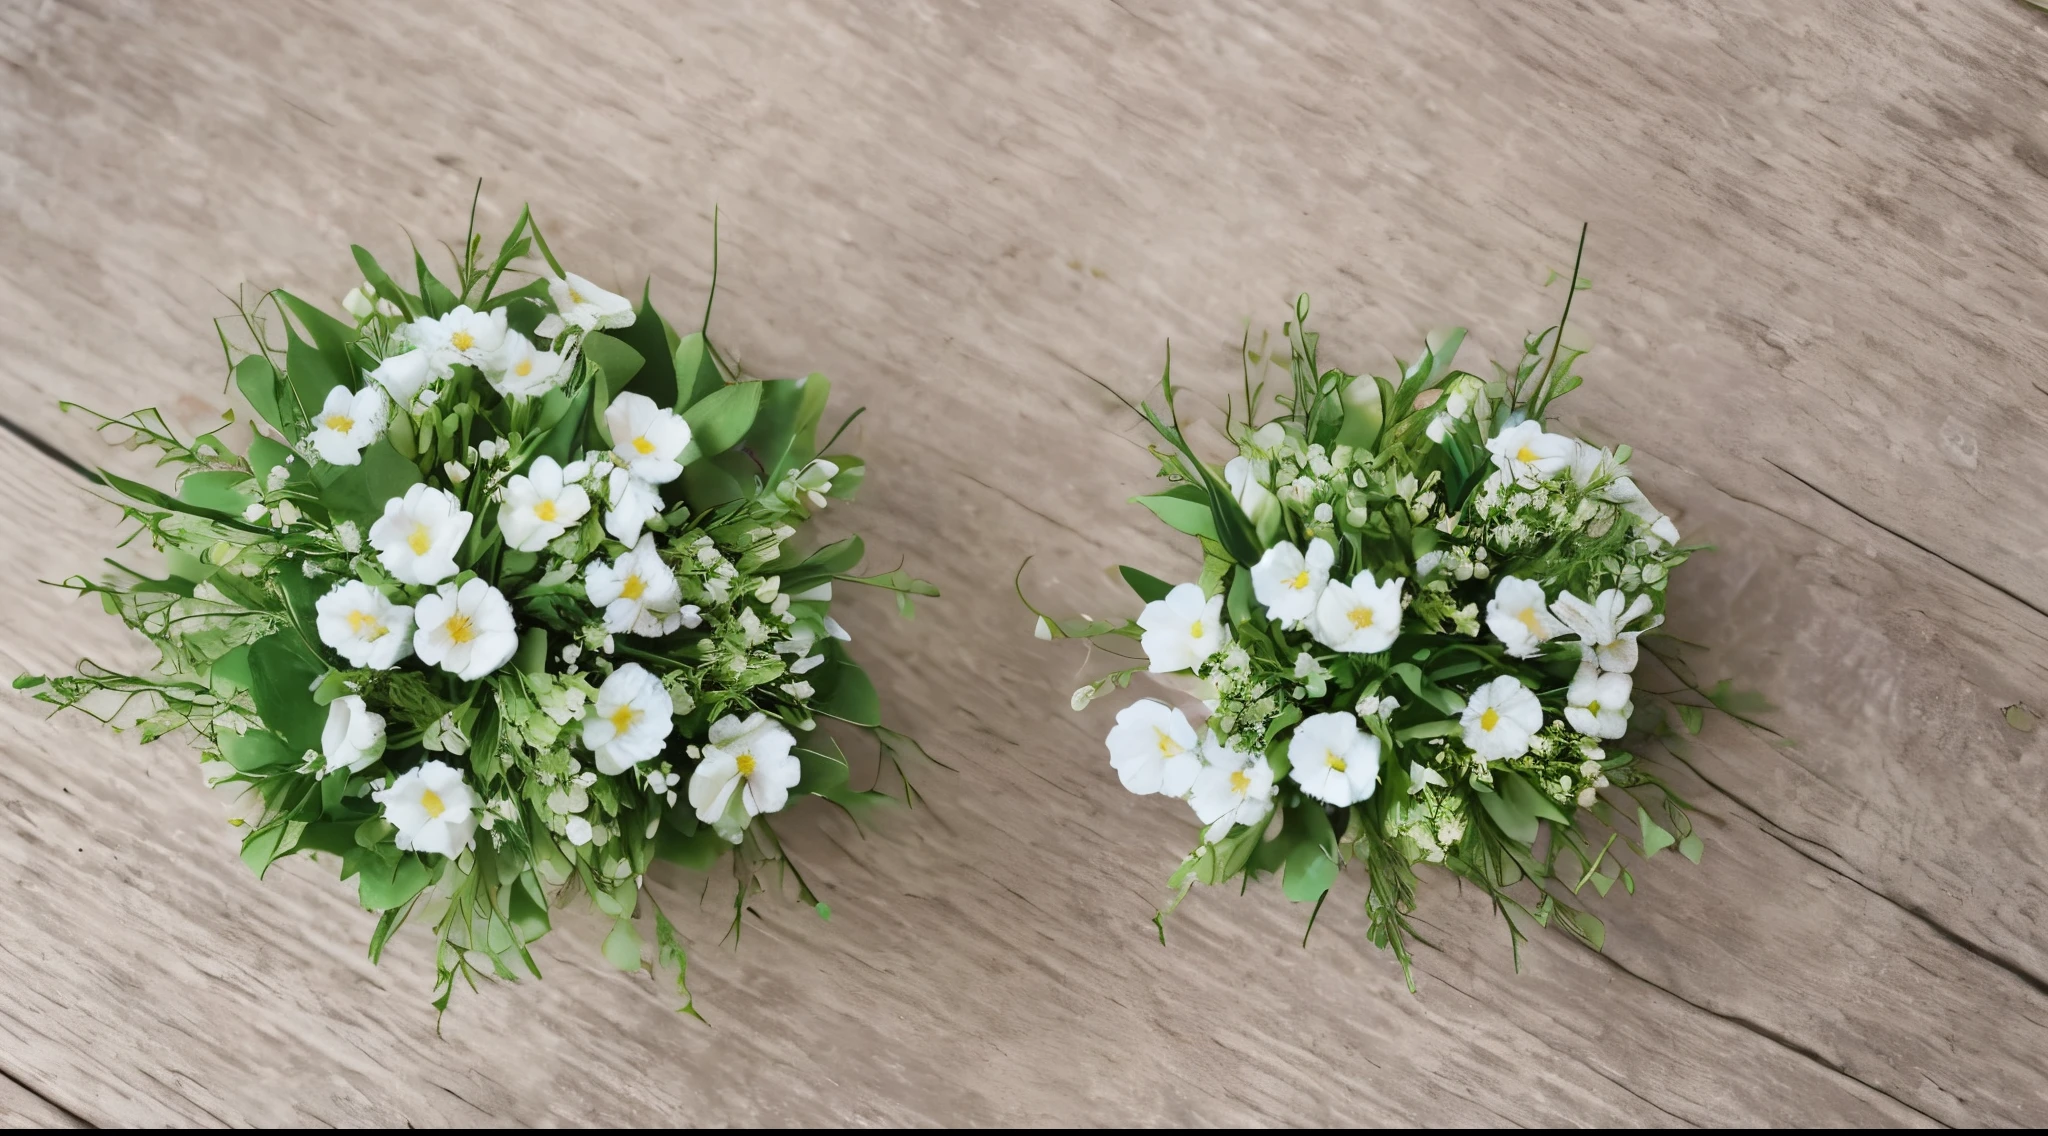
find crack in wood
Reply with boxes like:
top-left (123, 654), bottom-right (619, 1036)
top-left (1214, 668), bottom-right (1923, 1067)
top-left (0, 412), bottom-right (102, 487)
top-left (1765, 458), bottom-right (2048, 625)
top-left (0, 1063), bottom-right (93, 1128)
top-left (1586, 950), bottom-right (1953, 1128)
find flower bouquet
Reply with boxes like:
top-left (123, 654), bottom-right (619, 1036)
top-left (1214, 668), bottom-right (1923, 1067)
top-left (21, 203), bottom-right (935, 1009)
top-left (1030, 266), bottom-right (1705, 979)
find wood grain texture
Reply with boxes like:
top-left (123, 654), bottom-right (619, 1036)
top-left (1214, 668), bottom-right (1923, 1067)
top-left (2, 0), bottom-right (2045, 1126)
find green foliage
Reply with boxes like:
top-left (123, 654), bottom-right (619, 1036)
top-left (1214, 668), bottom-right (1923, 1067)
top-left (21, 198), bottom-right (932, 1013)
top-left (1036, 266), bottom-right (1735, 987)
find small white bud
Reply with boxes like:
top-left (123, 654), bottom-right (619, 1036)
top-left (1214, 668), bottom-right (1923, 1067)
top-left (341, 287), bottom-right (374, 320)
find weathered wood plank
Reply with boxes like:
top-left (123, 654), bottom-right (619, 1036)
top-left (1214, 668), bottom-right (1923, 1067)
top-left (0, 0), bottom-right (2044, 1126)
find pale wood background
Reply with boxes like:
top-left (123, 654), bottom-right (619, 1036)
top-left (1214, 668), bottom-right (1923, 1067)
top-left (2, 0), bottom-right (2045, 1127)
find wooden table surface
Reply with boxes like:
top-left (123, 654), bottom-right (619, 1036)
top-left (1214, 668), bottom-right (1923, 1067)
top-left (2, 0), bottom-right (2045, 1126)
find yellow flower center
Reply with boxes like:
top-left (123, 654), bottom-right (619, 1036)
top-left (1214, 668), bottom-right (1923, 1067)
top-left (515, 358), bottom-right (534, 377)
top-left (621, 573), bottom-right (645, 600)
top-left (534, 499), bottom-right (558, 522)
top-left (347, 610), bottom-right (387, 641)
top-left (420, 789), bottom-right (446, 818)
top-left (1326, 751), bottom-right (1347, 773)
top-left (449, 330), bottom-right (475, 351)
top-left (735, 752), bottom-right (756, 777)
top-left (1516, 444), bottom-right (1538, 463)
top-left (445, 613), bottom-right (476, 644)
top-left (1290, 570), bottom-right (1311, 590)
top-left (407, 524), bottom-right (433, 555)
top-left (1587, 700), bottom-right (1602, 715)
top-left (1348, 605), bottom-right (1375, 630)
top-left (1154, 729), bottom-right (1183, 757)
top-left (1516, 607), bottom-right (1547, 638)
top-left (632, 435), bottom-right (656, 455)
top-left (609, 705), bottom-right (637, 733)
top-left (1188, 619), bottom-right (1204, 638)
top-left (1480, 708), bottom-right (1500, 732)
top-left (568, 289), bottom-right (585, 304)
top-left (1229, 769), bottom-right (1251, 794)
top-left (324, 414), bottom-right (354, 432)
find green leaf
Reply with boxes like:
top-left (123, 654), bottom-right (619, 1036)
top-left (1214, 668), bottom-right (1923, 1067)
top-left (414, 248), bottom-right (458, 317)
top-left (1134, 490), bottom-right (1218, 541)
top-left (1118, 565), bottom-right (1173, 604)
top-left (98, 470), bottom-right (268, 533)
top-left (780, 535), bottom-right (864, 590)
top-left (809, 656), bottom-right (882, 727)
top-left (1677, 833), bottom-right (1705, 864)
top-left (1637, 806), bottom-right (1676, 858)
top-left (582, 331), bottom-right (646, 410)
top-left (602, 917), bottom-right (644, 972)
top-left (247, 632), bottom-right (328, 754)
top-left (1282, 837), bottom-right (1339, 903)
top-left (357, 853), bottom-right (436, 911)
top-left (678, 380), bottom-right (762, 463)
top-left (735, 378), bottom-right (807, 481)
top-left (654, 822), bottom-right (729, 870)
top-left (1477, 783), bottom-right (1538, 845)
top-left (608, 288), bottom-right (679, 404)
top-left (1392, 719), bottom-right (1462, 742)
top-left (179, 470), bottom-right (256, 515)
top-left (284, 326), bottom-right (347, 412)
top-left (351, 245), bottom-right (416, 321)
top-left (1677, 704), bottom-right (1705, 735)
top-left (536, 380), bottom-right (594, 464)
top-left (219, 728), bottom-right (294, 773)
top-left (318, 441), bottom-right (422, 528)
top-left (673, 332), bottom-right (725, 410)
top-left (240, 822), bottom-right (292, 879)
top-left (1502, 769), bottom-right (1572, 826)
top-left (274, 290), bottom-right (356, 357)
top-left (235, 355), bottom-right (290, 433)
top-left (508, 870), bottom-right (552, 943)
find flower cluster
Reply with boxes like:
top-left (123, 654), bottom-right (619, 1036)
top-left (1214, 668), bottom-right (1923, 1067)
top-left (23, 205), bottom-right (933, 1009)
top-left (1034, 289), bottom-right (1705, 979)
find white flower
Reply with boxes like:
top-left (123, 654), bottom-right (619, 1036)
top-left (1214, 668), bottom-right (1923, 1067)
top-left (1189, 732), bottom-right (1275, 840)
top-left (499, 456), bottom-right (591, 552)
top-left (1311, 569), bottom-right (1404, 654)
top-left (1223, 455), bottom-right (1281, 539)
top-left (319, 695), bottom-right (386, 775)
top-left (580, 662), bottom-right (674, 775)
top-left (342, 286), bottom-right (374, 320)
top-left (1485, 575), bottom-right (1566, 659)
top-left (1567, 439), bottom-right (1622, 490)
top-left (787, 459), bottom-right (838, 509)
top-left (1286, 711), bottom-right (1380, 806)
top-left (443, 460), bottom-right (471, 484)
top-left (486, 330), bottom-right (568, 398)
top-left (564, 816), bottom-right (594, 846)
top-left (688, 713), bottom-right (801, 824)
top-left (605, 392), bottom-right (692, 484)
top-left (1485, 420), bottom-right (1575, 484)
top-left (368, 484), bottom-right (472, 586)
top-left (372, 760), bottom-right (477, 857)
top-left (1104, 699), bottom-right (1201, 796)
top-left (413, 578), bottom-right (519, 681)
top-left (586, 534), bottom-right (689, 637)
top-left (1136, 583), bottom-right (1228, 673)
top-left (314, 579), bottom-right (414, 669)
top-left (1565, 662), bottom-right (1633, 739)
top-left (403, 305), bottom-right (507, 372)
top-left (1550, 588), bottom-right (1657, 673)
top-left (1250, 537), bottom-right (1335, 625)
top-left (536, 272), bottom-right (636, 339)
top-left (1603, 475), bottom-right (1682, 548)
top-left (603, 467), bottom-right (666, 545)
top-left (310, 384), bottom-right (388, 466)
top-left (1461, 675), bottom-right (1544, 762)
top-left (1407, 761), bottom-right (1448, 794)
